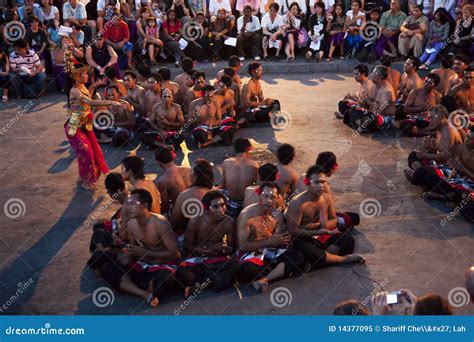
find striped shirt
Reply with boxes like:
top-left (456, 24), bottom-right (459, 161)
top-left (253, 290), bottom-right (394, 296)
top-left (9, 50), bottom-right (41, 74)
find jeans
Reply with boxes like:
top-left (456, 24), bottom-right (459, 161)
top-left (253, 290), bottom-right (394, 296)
top-left (419, 41), bottom-right (444, 66)
top-left (10, 72), bottom-right (47, 98)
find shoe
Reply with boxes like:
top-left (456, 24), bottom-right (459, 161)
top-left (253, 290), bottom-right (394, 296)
top-left (174, 61), bottom-right (180, 68)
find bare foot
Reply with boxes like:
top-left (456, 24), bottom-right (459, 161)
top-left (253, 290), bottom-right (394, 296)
top-left (343, 254), bottom-right (365, 264)
top-left (146, 294), bottom-right (159, 308)
top-left (184, 285), bottom-right (196, 298)
top-left (334, 111), bottom-right (344, 119)
top-left (252, 279), bottom-right (269, 293)
top-left (404, 168), bottom-right (414, 183)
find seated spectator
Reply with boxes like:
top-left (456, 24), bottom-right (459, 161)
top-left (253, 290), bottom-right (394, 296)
top-left (0, 48), bottom-right (10, 102)
top-left (150, 0), bottom-right (166, 25)
top-left (25, 15), bottom-right (48, 62)
top-left (398, 5), bottom-right (428, 59)
top-left (141, 15), bottom-right (163, 64)
top-left (209, 8), bottom-right (233, 61)
top-left (209, 0), bottom-right (232, 16)
top-left (276, 0), bottom-right (307, 16)
top-left (419, 8), bottom-right (450, 70)
top-left (434, 0), bottom-right (456, 20)
top-left (85, 0), bottom-right (99, 38)
top-left (281, 2), bottom-right (303, 62)
top-left (333, 300), bottom-right (370, 315)
top-left (355, 8), bottom-right (381, 63)
top-left (170, 0), bottom-right (193, 21)
top-left (306, 1), bottom-right (326, 62)
top-left (431, 54), bottom-right (456, 94)
top-left (325, 3), bottom-right (346, 61)
top-left (97, 0), bottom-right (121, 31)
top-left (236, 6), bottom-right (262, 60)
top-left (236, 0), bottom-right (261, 15)
top-left (344, 0), bottom-right (365, 57)
top-left (414, 294), bottom-right (453, 315)
top-left (188, 0), bottom-right (207, 17)
top-left (85, 33), bottom-right (119, 81)
top-left (376, 0), bottom-right (406, 59)
top-left (261, 3), bottom-right (283, 61)
top-left (184, 11), bottom-right (210, 61)
top-left (397, 57), bottom-right (423, 104)
top-left (451, 4), bottom-right (473, 57)
top-left (8, 39), bottom-right (46, 99)
top-left (18, 0), bottom-right (44, 25)
top-left (63, 0), bottom-right (90, 45)
top-left (103, 10), bottom-right (133, 70)
top-left (310, 0), bottom-right (335, 14)
top-left (70, 21), bottom-right (85, 47)
top-left (39, 0), bottom-right (60, 28)
top-left (162, 9), bottom-right (187, 67)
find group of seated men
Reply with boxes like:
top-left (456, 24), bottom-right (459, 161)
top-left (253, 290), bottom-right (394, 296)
top-left (87, 140), bottom-right (364, 306)
top-left (88, 56), bottom-right (280, 149)
top-left (333, 54), bottom-right (473, 222)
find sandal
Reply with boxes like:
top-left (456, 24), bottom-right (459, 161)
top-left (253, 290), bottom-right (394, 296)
top-left (325, 56), bottom-right (332, 62)
top-left (2, 95), bottom-right (8, 102)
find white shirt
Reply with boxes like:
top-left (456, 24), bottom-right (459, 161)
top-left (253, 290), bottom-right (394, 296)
top-left (346, 9), bottom-right (365, 20)
top-left (309, 0), bottom-right (334, 12)
top-left (261, 13), bottom-right (283, 32)
top-left (277, 0), bottom-right (307, 15)
top-left (40, 5), bottom-right (59, 21)
top-left (237, 15), bottom-right (261, 32)
top-left (63, 2), bottom-right (87, 20)
top-left (209, 0), bottom-right (232, 16)
top-left (282, 13), bottom-right (301, 29)
top-left (97, 0), bottom-right (121, 11)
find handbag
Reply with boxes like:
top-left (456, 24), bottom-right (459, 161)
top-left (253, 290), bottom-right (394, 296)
top-left (297, 27), bottom-right (309, 48)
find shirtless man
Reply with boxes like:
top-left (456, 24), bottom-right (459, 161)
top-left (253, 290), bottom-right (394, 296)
top-left (237, 182), bottom-right (305, 292)
top-left (144, 73), bottom-right (163, 117)
top-left (397, 57), bottom-right (423, 103)
top-left (238, 62), bottom-right (280, 126)
top-left (123, 71), bottom-right (146, 115)
top-left (99, 189), bottom-right (180, 307)
top-left (176, 190), bottom-right (240, 297)
top-left (297, 151), bottom-right (338, 195)
top-left (405, 105), bottom-right (463, 177)
top-left (399, 73), bottom-right (442, 136)
top-left (275, 143), bottom-right (299, 200)
top-left (287, 165), bottom-right (365, 270)
top-left (104, 66), bottom-right (127, 97)
top-left (221, 138), bottom-right (259, 217)
top-left (380, 56), bottom-right (400, 94)
top-left (158, 67), bottom-right (180, 95)
top-left (176, 68), bottom-right (197, 108)
top-left (432, 55), bottom-right (456, 95)
top-left (450, 67), bottom-right (474, 113)
top-left (222, 67), bottom-right (242, 110)
top-left (170, 158), bottom-right (215, 233)
top-left (243, 163), bottom-right (279, 209)
top-left (121, 156), bottom-right (162, 214)
top-left (184, 71), bottom-right (206, 115)
top-left (174, 57), bottom-right (195, 88)
top-left (446, 54), bottom-right (471, 96)
top-left (217, 55), bottom-right (242, 87)
top-left (336, 64), bottom-right (373, 119)
top-left (214, 75), bottom-right (236, 118)
top-left (139, 88), bottom-right (185, 150)
top-left (154, 146), bottom-right (191, 216)
top-left (189, 85), bottom-right (236, 147)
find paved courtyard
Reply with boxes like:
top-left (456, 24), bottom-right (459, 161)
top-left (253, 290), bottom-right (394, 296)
top-left (0, 70), bottom-right (472, 315)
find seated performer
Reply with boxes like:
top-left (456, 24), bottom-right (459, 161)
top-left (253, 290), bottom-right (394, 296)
top-left (287, 165), bottom-right (365, 270)
top-left (275, 144), bottom-right (299, 200)
top-left (238, 62), bottom-right (280, 126)
top-left (144, 73), bottom-right (163, 118)
top-left (97, 189), bottom-right (180, 307)
top-left (123, 71), bottom-right (146, 116)
top-left (449, 67), bottom-right (474, 113)
top-left (399, 73), bottom-right (442, 136)
top-left (138, 88), bottom-right (185, 150)
top-left (343, 66), bottom-right (396, 132)
top-left (154, 146), bottom-right (191, 216)
top-left (170, 158), bottom-right (214, 233)
top-left (214, 75), bottom-right (236, 118)
top-left (405, 105), bottom-right (463, 174)
top-left (237, 181), bottom-right (305, 293)
top-left (221, 138), bottom-right (259, 217)
top-left (446, 54), bottom-right (471, 96)
top-left (157, 67), bottom-right (179, 95)
top-left (243, 163), bottom-right (279, 209)
top-left (397, 57), bottom-right (423, 104)
top-left (184, 71), bottom-right (206, 115)
top-left (431, 55), bottom-right (456, 95)
top-left (121, 156), bottom-right (162, 214)
top-left (176, 190), bottom-right (241, 297)
top-left (297, 151), bottom-right (338, 195)
top-left (336, 64), bottom-right (373, 119)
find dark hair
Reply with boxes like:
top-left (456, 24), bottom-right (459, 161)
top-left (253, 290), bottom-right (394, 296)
top-left (277, 143), bottom-right (295, 165)
top-left (181, 57), bottom-right (194, 72)
top-left (370, 7), bottom-right (381, 15)
top-left (105, 85), bottom-right (119, 95)
top-left (148, 72), bottom-right (163, 83)
top-left (186, 68), bottom-right (197, 76)
top-left (426, 73), bottom-right (441, 86)
top-left (228, 55), bottom-right (241, 68)
top-left (316, 151), bottom-right (337, 174)
top-left (72, 21), bottom-right (82, 30)
top-left (259, 181), bottom-right (279, 194)
top-left (351, 0), bottom-right (361, 6)
top-left (269, 2), bottom-right (279, 11)
top-left (354, 64), bottom-right (369, 76)
top-left (13, 39), bottom-right (28, 49)
top-left (454, 54), bottom-right (471, 65)
top-left (465, 66), bottom-right (474, 73)
top-left (122, 156), bottom-right (145, 179)
top-left (28, 15), bottom-right (39, 23)
top-left (258, 163), bottom-right (278, 182)
top-left (157, 67), bottom-right (171, 81)
top-left (136, 64), bottom-right (151, 78)
top-left (155, 146), bottom-right (174, 164)
top-left (440, 95), bottom-right (458, 113)
top-left (374, 65), bottom-right (388, 80)
top-left (306, 164), bottom-right (325, 180)
top-left (192, 158), bottom-right (214, 189)
top-left (413, 294), bottom-right (452, 315)
top-left (202, 190), bottom-right (226, 209)
top-left (413, 4), bottom-right (423, 11)
top-left (105, 66), bottom-right (118, 79)
top-left (248, 62), bottom-right (262, 75)
top-left (105, 172), bottom-right (125, 195)
top-left (408, 56), bottom-right (421, 70)
top-left (191, 71), bottom-right (206, 81)
top-left (380, 55), bottom-right (392, 67)
top-left (333, 300), bottom-right (370, 315)
top-left (243, 5), bottom-right (252, 11)
top-left (440, 54), bottom-right (454, 68)
top-left (333, 3), bottom-right (344, 16)
top-left (220, 75), bottom-right (233, 88)
top-left (289, 1), bottom-right (302, 13)
top-left (223, 67), bottom-right (236, 77)
top-left (313, 1), bottom-right (325, 16)
top-left (130, 189), bottom-right (153, 211)
top-left (203, 84), bottom-right (214, 93)
top-left (234, 138), bottom-right (251, 153)
top-left (123, 71), bottom-right (137, 79)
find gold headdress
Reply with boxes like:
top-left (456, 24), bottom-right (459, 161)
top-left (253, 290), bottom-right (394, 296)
top-left (64, 47), bottom-right (89, 74)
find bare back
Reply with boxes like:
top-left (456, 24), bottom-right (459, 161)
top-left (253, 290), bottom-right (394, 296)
top-left (221, 157), bottom-right (259, 200)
